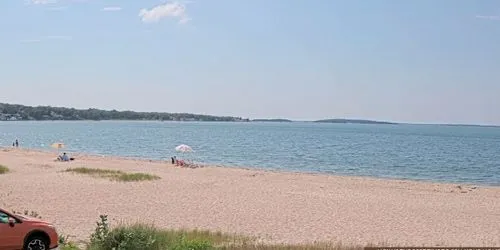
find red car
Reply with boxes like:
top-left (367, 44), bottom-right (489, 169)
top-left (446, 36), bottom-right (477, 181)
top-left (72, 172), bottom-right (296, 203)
top-left (0, 208), bottom-right (59, 250)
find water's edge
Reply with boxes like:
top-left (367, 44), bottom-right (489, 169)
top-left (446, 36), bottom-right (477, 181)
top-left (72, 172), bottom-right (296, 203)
top-left (4, 147), bottom-right (498, 188)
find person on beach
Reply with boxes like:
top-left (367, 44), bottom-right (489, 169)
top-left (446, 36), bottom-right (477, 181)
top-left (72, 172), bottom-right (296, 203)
top-left (62, 153), bottom-right (69, 161)
top-left (57, 153), bottom-right (69, 161)
top-left (15, 139), bottom-right (19, 147)
top-left (176, 159), bottom-right (185, 167)
top-left (57, 152), bottom-right (75, 162)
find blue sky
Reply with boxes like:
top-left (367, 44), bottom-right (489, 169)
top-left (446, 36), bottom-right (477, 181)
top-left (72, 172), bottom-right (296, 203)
top-left (1, 0), bottom-right (499, 124)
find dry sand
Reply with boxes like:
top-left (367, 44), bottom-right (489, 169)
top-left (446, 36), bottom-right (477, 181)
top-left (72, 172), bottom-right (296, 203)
top-left (0, 148), bottom-right (499, 246)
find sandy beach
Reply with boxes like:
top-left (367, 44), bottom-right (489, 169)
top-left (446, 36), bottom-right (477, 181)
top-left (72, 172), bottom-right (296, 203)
top-left (0, 148), bottom-right (499, 247)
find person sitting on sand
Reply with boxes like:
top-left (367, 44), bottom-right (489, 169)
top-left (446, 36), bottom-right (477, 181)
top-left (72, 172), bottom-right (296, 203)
top-left (62, 153), bottom-right (69, 161)
top-left (57, 152), bottom-right (75, 162)
top-left (57, 153), bottom-right (69, 161)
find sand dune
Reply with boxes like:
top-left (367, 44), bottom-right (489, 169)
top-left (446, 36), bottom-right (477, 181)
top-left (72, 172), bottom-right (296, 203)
top-left (0, 148), bottom-right (499, 246)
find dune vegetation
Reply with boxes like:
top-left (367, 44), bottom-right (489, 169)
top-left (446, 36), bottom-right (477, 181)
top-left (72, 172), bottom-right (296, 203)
top-left (0, 165), bottom-right (9, 174)
top-left (59, 215), bottom-right (363, 250)
top-left (64, 167), bottom-right (160, 182)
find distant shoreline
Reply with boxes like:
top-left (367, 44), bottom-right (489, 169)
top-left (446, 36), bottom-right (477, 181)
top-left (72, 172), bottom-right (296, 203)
top-left (1, 102), bottom-right (499, 127)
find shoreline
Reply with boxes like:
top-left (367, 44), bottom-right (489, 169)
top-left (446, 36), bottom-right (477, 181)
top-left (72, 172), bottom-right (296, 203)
top-left (1, 148), bottom-right (499, 246)
top-left (2, 147), bottom-right (498, 187)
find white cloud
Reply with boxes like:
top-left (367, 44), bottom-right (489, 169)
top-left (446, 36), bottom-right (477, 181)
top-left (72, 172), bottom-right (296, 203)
top-left (139, 2), bottom-right (190, 24)
top-left (476, 15), bottom-right (500, 21)
top-left (101, 6), bottom-right (122, 12)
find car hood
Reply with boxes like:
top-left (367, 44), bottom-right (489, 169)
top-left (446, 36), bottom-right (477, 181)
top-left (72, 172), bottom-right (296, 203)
top-left (17, 215), bottom-right (49, 224)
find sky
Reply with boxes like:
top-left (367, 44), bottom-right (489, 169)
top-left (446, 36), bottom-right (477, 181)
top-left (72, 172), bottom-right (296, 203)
top-left (1, 0), bottom-right (499, 125)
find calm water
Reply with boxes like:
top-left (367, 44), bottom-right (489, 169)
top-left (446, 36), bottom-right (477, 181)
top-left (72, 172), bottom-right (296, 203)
top-left (1, 121), bottom-right (499, 186)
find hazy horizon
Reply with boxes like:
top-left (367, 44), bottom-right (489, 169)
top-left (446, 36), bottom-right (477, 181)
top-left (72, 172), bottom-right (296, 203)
top-left (1, 0), bottom-right (499, 125)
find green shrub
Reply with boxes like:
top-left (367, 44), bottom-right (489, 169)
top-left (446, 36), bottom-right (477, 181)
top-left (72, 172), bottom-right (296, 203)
top-left (91, 225), bottom-right (159, 250)
top-left (89, 215), bottom-right (110, 246)
top-left (87, 215), bottom-right (213, 250)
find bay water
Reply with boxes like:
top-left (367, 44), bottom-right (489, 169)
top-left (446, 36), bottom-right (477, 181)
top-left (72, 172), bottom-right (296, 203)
top-left (1, 121), bottom-right (499, 186)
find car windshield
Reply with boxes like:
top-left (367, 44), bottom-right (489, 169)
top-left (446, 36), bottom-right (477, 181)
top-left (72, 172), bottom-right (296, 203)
top-left (0, 212), bottom-right (9, 223)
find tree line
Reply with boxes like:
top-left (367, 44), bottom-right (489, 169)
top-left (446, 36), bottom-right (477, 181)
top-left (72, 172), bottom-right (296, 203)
top-left (0, 103), bottom-right (248, 122)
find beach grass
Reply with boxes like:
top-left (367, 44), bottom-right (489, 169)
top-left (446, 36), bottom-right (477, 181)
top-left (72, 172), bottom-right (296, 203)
top-left (65, 167), bottom-right (160, 182)
top-left (115, 172), bottom-right (161, 182)
top-left (88, 224), bottom-right (236, 250)
top-left (59, 215), bottom-right (363, 250)
top-left (0, 165), bottom-right (9, 174)
top-left (86, 226), bottom-right (360, 250)
top-left (54, 213), bottom-right (362, 250)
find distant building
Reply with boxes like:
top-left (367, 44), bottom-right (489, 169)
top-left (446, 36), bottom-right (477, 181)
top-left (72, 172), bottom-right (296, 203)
top-left (0, 113), bottom-right (22, 121)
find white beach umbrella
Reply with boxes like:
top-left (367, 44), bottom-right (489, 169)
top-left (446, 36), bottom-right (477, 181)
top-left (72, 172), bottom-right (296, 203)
top-left (175, 144), bottom-right (193, 153)
top-left (174, 144), bottom-right (195, 165)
